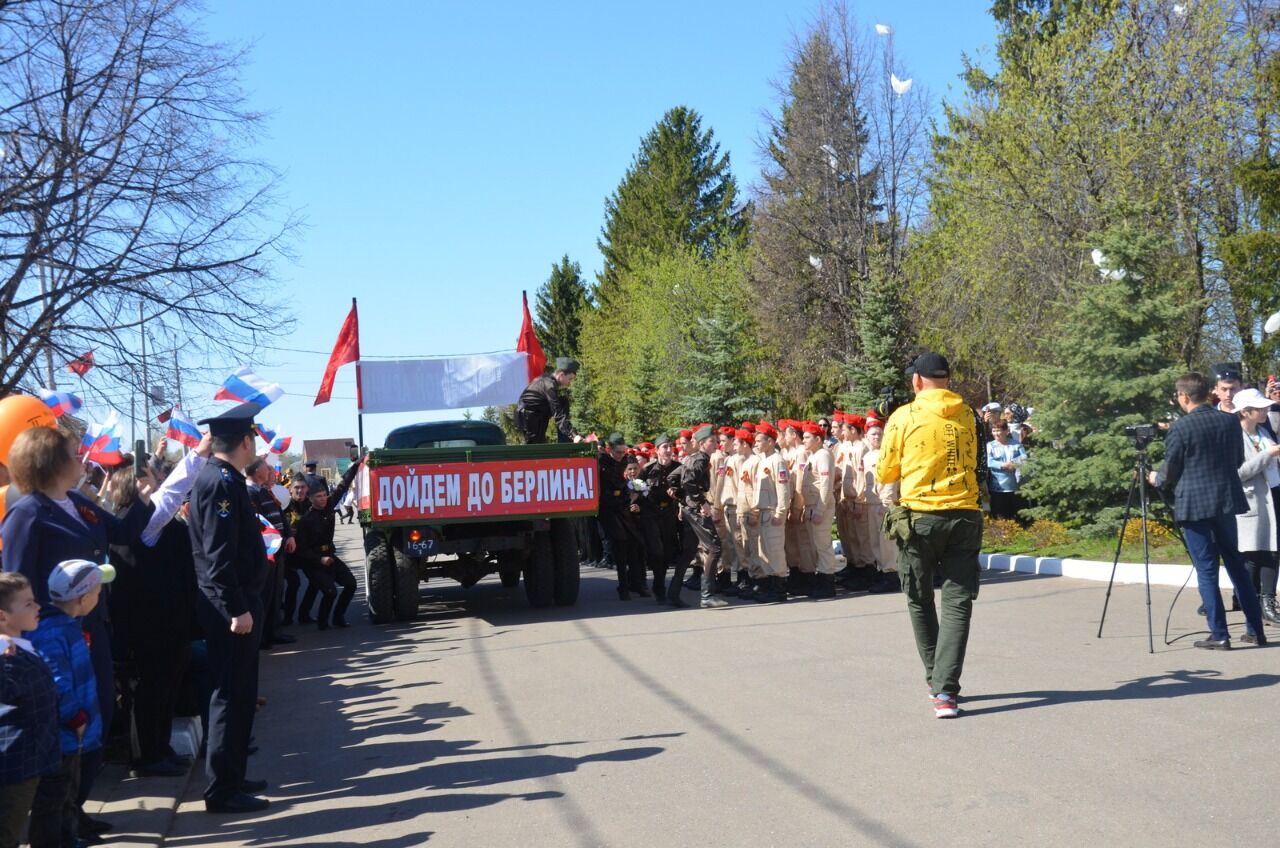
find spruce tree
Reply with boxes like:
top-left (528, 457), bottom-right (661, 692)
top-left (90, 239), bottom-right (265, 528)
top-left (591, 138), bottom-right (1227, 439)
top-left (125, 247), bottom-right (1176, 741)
top-left (533, 255), bottom-right (590, 362)
top-left (846, 253), bottom-right (906, 411)
top-left (620, 347), bottom-right (665, 440)
top-left (677, 303), bottom-right (767, 425)
top-left (597, 106), bottom-right (746, 306)
top-left (1020, 215), bottom-right (1185, 530)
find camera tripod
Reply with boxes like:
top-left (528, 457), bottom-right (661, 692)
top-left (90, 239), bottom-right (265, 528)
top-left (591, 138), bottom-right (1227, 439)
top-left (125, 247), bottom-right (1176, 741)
top-left (1097, 447), bottom-right (1167, 653)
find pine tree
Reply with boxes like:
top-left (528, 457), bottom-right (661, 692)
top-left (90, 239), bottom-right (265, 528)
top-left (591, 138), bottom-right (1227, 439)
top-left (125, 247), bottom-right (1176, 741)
top-left (620, 347), bottom-right (665, 440)
top-left (846, 252), bottom-right (906, 411)
top-left (677, 303), bottom-right (767, 425)
top-left (750, 20), bottom-right (882, 406)
top-left (533, 255), bottom-right (590, 361)
top-left (596, 106), bottom-right (746, 306)
top-left (1020, 214), bottom-right (1185, 530)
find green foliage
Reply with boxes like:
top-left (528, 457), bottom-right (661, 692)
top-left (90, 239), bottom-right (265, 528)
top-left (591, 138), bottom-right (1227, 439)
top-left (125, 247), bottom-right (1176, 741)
top-left (578, 247), bottom-right (758, 439)
top-left (677, 302), bottom-right (768, 425)
top-left (596, 106), bottom-right (747, 307)
top-left (1019, 213), bottom-right (1186, 528)
top-left (846, 252), bottom-right (907, 410)
top-left (533, 255), bottom-right (590, 362)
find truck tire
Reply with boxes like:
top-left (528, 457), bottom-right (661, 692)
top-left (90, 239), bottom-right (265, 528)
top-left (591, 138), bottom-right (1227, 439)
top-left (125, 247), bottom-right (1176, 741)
top-left (524, 530), bottom-right (555, 608)
top-left (391, 547), bottom-right (420, 621)
top-left (550, 519), bottom-right (580, 606)
top-left (364, 532), bottom-right (395, 624)
top-left (497, 552), bottom-right (522, 588)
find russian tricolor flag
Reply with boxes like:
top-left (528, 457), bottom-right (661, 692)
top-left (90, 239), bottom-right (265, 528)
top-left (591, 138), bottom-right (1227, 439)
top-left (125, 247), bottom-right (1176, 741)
top-left (38, 388), bottom-right (82, 418)
top-left (258, 514), bottom-right (282, 560)
top-left (166, 407), bottom-right (202, 450)
top-left (255, 423), bottom-right (277, 444)
top-left (214, 366), bottom-right (284, 408)
top-left (268, 435), bottom-right (292, 455)
top-left (81, 412), bottom-right (123, 465)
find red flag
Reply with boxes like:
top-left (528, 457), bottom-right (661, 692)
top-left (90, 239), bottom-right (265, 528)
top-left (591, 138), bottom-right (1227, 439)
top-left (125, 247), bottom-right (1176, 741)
top-left (516, 291), bottom-right (546, 383)
top-left (314, 302), bottom-right (360, 406)
top-left (156, 407), bottom-right (173, 424)
top-left (67, 352), bottom-right (94, 376)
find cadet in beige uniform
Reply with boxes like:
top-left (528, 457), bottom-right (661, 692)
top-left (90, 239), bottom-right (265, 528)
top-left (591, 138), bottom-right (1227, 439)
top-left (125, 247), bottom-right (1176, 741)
top-left (735, 430), bottom-right (764, 600)
top-left (838, 414), bottom-right (877, 590)
top-left (709, 428), bottom-right (739, 595)
top-left (861, 418), bottom-right (901, 593)
top-left (799, 421), bottom-right (839, 598)
top-left (747, 421), bottom-right (790, 603)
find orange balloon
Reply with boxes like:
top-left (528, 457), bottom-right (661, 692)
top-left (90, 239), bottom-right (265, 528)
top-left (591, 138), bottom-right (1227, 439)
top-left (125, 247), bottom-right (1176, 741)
top-left (0, 394), bottom-right (58, 465)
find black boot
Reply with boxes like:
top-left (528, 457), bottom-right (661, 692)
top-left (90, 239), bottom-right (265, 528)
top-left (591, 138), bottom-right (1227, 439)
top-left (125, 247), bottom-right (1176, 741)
top-left (683, 566), bottom-right (702, 591)
top-left (736, 575), bottom-right (756, 602)
top-left (667, 577), bottom-right (687, 608)
top-left (653, 573), bottom-right (666, 603)
top-left (316, 592), bottom-right (335, 630)
top-left (616, 584), bottom-right (631, 601)
top-left (810, 573), bottom-right (836, 599)
top-left (701, 567), bottom-right (728, 608)
top-left (1262, 594), bottom-right (1280, 626)
top-left (715, 570), bottom-right (737, 597)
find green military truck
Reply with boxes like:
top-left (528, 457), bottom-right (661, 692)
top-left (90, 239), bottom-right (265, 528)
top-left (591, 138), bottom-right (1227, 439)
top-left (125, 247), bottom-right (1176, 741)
top-left (358, 420), bottom-right (598, 622)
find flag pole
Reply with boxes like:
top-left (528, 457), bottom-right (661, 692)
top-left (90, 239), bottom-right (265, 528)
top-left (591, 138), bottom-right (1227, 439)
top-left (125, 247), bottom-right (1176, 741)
top-left (353, 297), bottom-right (364, 456)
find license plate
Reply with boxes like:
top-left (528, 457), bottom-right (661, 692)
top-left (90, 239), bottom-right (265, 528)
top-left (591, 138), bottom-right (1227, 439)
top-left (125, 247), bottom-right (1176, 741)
top-left (405, 536), bottom-right (436, 557)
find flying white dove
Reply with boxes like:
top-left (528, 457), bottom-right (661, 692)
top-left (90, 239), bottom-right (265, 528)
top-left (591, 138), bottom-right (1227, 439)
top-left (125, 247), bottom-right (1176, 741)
top-left (1172, 3), bottom-right (1187, 16)
top-left (890, 74), bottom-right (913, 95)
top-left (818, 143), bottom-right (838, 172)
top-left (1090, 248), bottom-right (1143, 281)
top-left (875, 23), bottom-right (892, 35)
top-left (808, 255), bottom-right (823, 271)
top-left (1265, 311), bottom-right (1280, 334)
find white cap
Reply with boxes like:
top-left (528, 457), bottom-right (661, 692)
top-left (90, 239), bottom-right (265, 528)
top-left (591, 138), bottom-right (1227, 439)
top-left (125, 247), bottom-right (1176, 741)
top-left (1232, 388), bottom-right (1273, 410)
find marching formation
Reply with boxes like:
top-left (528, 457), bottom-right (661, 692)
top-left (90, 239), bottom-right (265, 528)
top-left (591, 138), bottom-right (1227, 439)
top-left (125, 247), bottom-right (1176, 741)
top-left (594, 413), bottom-right (906, 609)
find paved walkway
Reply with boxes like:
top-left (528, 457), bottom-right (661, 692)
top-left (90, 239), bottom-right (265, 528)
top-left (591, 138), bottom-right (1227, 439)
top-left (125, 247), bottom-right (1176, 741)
top-left (136, 524), bottom-right (1280, 846)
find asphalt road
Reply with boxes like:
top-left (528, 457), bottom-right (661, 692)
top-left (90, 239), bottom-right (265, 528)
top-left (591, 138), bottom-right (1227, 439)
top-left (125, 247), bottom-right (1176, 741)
top-left (162, 522), bottom-right (1280, 847)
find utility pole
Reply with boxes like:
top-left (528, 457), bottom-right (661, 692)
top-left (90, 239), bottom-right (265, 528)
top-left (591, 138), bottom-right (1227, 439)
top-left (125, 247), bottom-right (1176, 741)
top-left (173, 348), bottom-right (183, 409)
top-left (38, 262), bottom-right (55, 389)
top-left (139, 300), bottom-right (148, 445)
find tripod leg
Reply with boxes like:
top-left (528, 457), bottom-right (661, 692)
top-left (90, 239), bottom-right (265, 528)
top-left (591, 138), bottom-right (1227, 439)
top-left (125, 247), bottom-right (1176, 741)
top-left (1138, 470), bottom-right (1154, 654)
top-left (1098, 470), bottom-right (1140, 639)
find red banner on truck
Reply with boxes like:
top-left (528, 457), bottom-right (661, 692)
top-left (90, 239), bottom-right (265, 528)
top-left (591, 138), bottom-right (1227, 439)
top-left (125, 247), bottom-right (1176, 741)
top-left (365, 457), bottom-right (598, 521)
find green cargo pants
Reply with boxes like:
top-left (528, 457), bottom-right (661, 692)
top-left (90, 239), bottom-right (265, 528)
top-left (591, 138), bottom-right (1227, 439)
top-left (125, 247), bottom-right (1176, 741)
top-left (893, 508), bottom-right (982, 697)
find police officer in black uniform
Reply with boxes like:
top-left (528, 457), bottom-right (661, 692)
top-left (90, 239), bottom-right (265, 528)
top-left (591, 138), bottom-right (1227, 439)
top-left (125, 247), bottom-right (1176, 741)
top-left (188, 402), bottom-right (271, 814)
top-left (515, 357), bottom-right (582, 444)
top-left (668, 425), bottom-right (728, 609)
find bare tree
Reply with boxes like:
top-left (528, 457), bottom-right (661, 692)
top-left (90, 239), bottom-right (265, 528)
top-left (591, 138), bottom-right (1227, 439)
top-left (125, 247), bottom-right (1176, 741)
top-left (0, 0), bottom-right (295, 408)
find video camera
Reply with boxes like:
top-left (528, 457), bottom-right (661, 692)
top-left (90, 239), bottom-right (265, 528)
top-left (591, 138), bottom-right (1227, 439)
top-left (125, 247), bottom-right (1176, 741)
top-left (1123, 423), bottom-right (1160, 450)
top-left (873, 386), bottom-right (903, 420)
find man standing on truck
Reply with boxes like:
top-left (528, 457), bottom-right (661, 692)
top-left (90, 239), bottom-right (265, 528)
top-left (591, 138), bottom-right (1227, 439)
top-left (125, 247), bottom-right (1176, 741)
top-left (515, 357), bottom-right (582, 444)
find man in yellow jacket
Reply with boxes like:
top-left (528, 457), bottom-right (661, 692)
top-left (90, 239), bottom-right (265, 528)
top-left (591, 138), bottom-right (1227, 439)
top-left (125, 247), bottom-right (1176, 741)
top-left (875, 352), bottom-right (983, 719)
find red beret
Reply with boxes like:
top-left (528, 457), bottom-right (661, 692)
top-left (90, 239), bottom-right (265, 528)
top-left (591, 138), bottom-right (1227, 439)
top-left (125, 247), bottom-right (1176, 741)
top-left (832, 412), bottom-right (846, 424)
top-left (865, 416), bottom-right (884, 430)
top-left (801, 421), bottom-right (824, 436)
top-left (734, 428), bottom-right (752, 441)
top-left (679, 429), bottom-right (693, 439)
top-left (848, 415), bottom-right (866, 432)
top-left (718, 426), bottom-right (735, 436)
top-left (740, 421), bottom-right (756, 433)
top-left (637, 442), bottom-right (654, 451)
top-left (756, 421), bottom-right (778, 440)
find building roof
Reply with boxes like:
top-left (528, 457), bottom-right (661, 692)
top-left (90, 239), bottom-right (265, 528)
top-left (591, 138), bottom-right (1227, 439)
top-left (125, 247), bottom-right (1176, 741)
top-left (302, 438), bottom-right (355, 463)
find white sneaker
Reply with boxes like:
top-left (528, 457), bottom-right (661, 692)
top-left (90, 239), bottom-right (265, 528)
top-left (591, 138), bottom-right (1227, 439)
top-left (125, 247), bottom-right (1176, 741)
top-left (931, 693), bottom-right (959, 718)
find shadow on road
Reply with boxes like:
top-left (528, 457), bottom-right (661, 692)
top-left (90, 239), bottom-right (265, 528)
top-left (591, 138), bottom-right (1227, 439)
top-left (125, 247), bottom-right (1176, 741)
top-left (961, 669), bottom-right (1280, 716)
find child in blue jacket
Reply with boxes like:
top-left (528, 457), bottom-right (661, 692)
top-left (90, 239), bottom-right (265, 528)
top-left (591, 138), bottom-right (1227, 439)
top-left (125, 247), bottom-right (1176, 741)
top-left (27, 560), bottom-right (113, 848)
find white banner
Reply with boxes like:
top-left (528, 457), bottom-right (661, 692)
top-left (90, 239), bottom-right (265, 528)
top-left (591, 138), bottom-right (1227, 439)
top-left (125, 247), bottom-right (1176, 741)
top-left (357, 352), bottom-right (529, 414)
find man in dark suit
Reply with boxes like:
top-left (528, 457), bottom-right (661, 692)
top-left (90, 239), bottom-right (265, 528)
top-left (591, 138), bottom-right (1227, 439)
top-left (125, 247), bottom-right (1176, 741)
top-left (1150, 372), bottom-right (1267, 649)
top-left (189, 402), bottom-right (271, 812)
top-left (515, 357), bottom-right (582, 444)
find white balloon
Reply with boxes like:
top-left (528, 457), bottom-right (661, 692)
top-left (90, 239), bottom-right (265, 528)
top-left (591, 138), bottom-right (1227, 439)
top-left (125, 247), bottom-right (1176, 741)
top-left (808, 255), bottom-right (823, 271)
top-left (1265, 311), bottom-right (1280, 334)
top-left (890, 74), bottom-right (913, 95)
top-left (1090, 248), bottom-right (1107, 268)
top-left (875, 23), bottom-right (892, 35)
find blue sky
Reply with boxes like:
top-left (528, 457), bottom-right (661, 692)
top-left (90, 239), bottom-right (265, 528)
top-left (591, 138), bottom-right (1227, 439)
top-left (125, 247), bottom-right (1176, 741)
top-left (193, 1), bottom-right (997, 451)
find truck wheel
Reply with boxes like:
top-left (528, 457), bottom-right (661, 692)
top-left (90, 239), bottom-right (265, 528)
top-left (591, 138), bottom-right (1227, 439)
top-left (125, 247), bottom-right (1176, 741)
top-left (524, 530), bottom-right (555, 608)
top-left (364, 532), bottom-right (395, 624)
top-left (391, 547), bottom-right (420, 621)
top-left (497, 552), bottom-right (522, 588)
top-left (550, 519), bottom-right (580, 606)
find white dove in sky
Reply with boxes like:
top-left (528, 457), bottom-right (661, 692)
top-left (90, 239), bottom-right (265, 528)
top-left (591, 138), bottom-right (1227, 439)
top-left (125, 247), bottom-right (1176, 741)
top-left (890, 74), bottom-right (913, 95)
top-left (875, 24), bottom-right (892, 35)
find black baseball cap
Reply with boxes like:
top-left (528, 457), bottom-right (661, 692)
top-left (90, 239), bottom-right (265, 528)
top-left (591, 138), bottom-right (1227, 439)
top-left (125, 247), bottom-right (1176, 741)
top-left (606, 432), bottom-right (627, 447)
top-left (1212, 362), bottom-right (1242, 382)
top-left (905, 352), bottom-right (951, 379)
